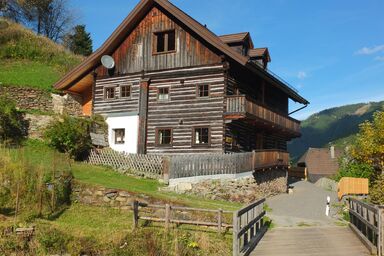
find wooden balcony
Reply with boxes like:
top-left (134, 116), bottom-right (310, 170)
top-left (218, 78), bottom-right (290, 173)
top-left (225, 95), bottom-right (301, 136)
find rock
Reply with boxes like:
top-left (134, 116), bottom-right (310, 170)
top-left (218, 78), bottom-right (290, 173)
top-left (118, 191), bottom-right (131, 197)
top-left (115, 196), bottom-right (127, 202)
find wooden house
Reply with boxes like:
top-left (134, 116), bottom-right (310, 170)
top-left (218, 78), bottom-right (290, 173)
top-left (54, 0), bottom-right (309, 155)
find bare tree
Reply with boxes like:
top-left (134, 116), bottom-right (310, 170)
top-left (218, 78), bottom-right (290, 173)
top-left (2, 0), bottom-right (75, 42)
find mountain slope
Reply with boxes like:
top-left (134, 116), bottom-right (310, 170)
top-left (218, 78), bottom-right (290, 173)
top-left (0, 18), bottom-right (83, 91)
top-left (288, 101), bottom-right (384, 161)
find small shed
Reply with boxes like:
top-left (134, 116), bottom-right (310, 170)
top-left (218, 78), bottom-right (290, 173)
top-left (297, 147), bottom-right (342, 182)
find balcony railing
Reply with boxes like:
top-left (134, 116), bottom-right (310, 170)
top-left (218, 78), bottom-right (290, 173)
top-left (225, 95), bottom-right (301, 135)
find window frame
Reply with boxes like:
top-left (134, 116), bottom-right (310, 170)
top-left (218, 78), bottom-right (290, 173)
top-left (120, 84), bottom-right (132, 99)
top-left (155, 128), bottom-right (173, 147)
top-left (157, 87), bottom-right (170, 102)
top-left (153, 29), bottom-right (176, 55)
top-left (104, 86), bottom-right (116, 100)
top-left (113, 128), bottom-right (125, 145)
top-left (192, 127), bottom-right (211, 147)
top-left (196, 84), bottom-right (210, 98)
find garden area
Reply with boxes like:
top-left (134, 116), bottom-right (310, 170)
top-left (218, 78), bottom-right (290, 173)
top-left (0, 96), bottom-right (238, 255)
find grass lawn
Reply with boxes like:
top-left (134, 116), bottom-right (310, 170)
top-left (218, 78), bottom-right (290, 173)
top-left (73, 163), bottom-right (241, 211)
top-left (0, 60), bottom-right (60, 91)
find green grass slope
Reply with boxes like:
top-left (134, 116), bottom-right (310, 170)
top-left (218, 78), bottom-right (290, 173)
top-left (0, 18), bottom-right (82, 91)
top-left (288, 101), bottom-right (384, 161)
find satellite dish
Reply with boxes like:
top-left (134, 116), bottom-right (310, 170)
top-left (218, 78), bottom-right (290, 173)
top-left (101, 55), bottom-right (115, 69)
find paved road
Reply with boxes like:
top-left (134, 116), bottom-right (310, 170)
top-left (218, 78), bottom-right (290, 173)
top-left (251, 226), bottom-right (370, 256)
top-left (250, 181), bottom-right (370, 255)
top-left (266, 180), bottom-right (339, 227)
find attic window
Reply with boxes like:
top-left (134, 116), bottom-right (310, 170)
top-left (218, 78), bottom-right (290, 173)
top-left (154, 30), bottom-right (176, 54)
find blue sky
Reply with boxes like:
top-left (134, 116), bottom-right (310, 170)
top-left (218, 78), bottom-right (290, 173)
top-left (69, 0), bottom-right (384, 120)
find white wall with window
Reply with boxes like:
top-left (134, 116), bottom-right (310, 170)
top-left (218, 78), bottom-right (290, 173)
top-left (105, 114), bottom-right (139, 153)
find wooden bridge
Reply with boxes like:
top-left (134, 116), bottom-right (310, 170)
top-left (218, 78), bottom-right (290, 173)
top-left (234, 197), bottom-right (381, 256)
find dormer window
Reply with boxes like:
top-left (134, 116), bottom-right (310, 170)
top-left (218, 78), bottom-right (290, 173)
top-left (154, 30), bottom-right (176, 54)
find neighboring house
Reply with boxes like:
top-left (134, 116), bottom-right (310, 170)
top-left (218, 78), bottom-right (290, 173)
top-left (54, 0), bottom-right (309, 155)
top-left (297, 147), bottom-right (342, 182)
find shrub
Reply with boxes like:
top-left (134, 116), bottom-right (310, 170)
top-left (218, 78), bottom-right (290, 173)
top-left (334, 160), bottom-right (375, 181)
top-left (0, 96), bottom-right (28, 144)
top-left (37, 227), bottom-right (71, 255)
top-left (370, 174), bottom-right (384, 205)
top-left (45, 115), bottom-right (93, 161)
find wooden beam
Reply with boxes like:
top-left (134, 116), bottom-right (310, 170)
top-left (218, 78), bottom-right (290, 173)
top-left (137, 78), bottom-right (150, 154)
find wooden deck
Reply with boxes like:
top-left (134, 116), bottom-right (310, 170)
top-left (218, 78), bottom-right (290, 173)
top-left (251, 226), bottom-right (370, 256)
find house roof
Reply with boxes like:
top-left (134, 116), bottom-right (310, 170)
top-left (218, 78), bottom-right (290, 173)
top-left (249, 48), bottom-right (271, 62)
top-left (53, 0), bottom-right (308, 105)
top-left (219, 32), bottom-right (254, 48)
top-left (297, 148), bottom-right (343, 176)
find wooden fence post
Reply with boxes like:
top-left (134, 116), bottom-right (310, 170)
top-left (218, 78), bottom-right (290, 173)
top-left (132, 200), bottom-right (139, 230)
top-left (233, 211), bottom-right (239, 256)
top-left (163, 156), bottom-right (170, 184)
top-left (165, 204), bottom-right (171, 231)
top-left (218, 209), bottom-right (223, 233)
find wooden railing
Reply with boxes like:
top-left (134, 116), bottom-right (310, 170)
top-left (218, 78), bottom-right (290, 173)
top-left (338, 177), bottom-right (369, 200)
top-left (166, 150), bottom-right (289, 180)
top-left (225, 95), bottom-right (301, 134)
top-left (348, 198), bottom-right (384, 255)
top-left (233, 198), bottom-right (268, 256)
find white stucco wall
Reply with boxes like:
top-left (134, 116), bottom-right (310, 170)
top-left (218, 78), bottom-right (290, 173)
top-left (105, 114), bottom-right (139, 153)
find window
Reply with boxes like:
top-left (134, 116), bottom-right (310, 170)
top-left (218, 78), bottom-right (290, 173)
top-left (114, 129), bottom-right (125, 144)
top-left (120, 85), bottom-right (131, 98)
top-left (193, 127), bottom-right (210, 146)
top-left (158, 87), bottom-right (170, 101)
top-left (105, 87), bottom-right (115, 99)
top-left (197, 84), bottom-right (209, 97)
top-left (154, 30), bottom-right (176, 53)
top-left (157, 128), bottom-right (172, 146)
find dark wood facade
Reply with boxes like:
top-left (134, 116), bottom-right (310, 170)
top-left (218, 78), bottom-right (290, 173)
top-left (56, 0), bottom-right (308, 155)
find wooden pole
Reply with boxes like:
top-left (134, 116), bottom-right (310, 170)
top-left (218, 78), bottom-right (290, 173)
top-left (218, 209), bottom-right (223, 233)
top-left (165, 204), bottom-right (171, 231)
top-left (233, 211), bottom-right (239, 256)
top-left (14, 182), bottom-right (20, 228)
top-left (132, 200), bottom-right (139, 230)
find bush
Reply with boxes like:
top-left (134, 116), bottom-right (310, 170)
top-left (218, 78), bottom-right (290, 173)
top-left (0, 96), bottom-right (28, 144)
top-left (45, 115), bottom-right (93, 161)
top-left (334, 160), bottom-right (375, 181)
top-left (370, 174), bottom-right (384, 205)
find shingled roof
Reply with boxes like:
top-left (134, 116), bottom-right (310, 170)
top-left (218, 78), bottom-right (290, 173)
top-left (298, 147), bottom-right (343, 177)
top-left (53, 0), bottom-right (308, 104)
top-left (219, 32), bottom-right (254, 47)
top-left (249, 48), bottom-right (271, 62)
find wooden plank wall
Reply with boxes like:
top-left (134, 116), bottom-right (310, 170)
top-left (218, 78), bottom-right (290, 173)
top-left (96, 7), bottom-right (222, 77)
top-left (146, 65), bottom-right (226, 154)
top-left (93, 75), bottom-right (141, 114)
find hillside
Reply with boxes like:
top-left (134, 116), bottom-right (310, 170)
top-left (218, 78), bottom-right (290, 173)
top-left (0, 18), bottom-right (83, 91)
top-left (288, 101), bottom-right (384, 161)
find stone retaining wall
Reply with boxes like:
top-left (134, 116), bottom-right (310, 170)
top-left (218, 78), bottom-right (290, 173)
top-left (72, 182), bottom-right (169, 209)
top-left (0, 85), bottom-right (82, 116)
top-left (168, 168), bottom-right (288, 204)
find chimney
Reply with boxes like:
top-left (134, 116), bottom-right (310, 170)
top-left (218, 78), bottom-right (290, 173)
top-left (330, 146), bottom-right (335, 159)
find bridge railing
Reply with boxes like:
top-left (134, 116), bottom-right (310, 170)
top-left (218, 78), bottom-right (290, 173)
top-left (348, 198), bottom-right (384, 255)
top-left (233, 198), bottom-right (268, 256)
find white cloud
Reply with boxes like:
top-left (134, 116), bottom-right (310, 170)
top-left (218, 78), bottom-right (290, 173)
top-left (355, 45), bottom-right (384, 55)
top-left (375, 56), bottom-right (384, 61)
top-left (297, 71), bottom-right (307, 80)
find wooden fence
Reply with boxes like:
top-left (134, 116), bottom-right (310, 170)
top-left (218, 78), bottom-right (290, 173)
top-left (87, 149), bottom-right (289, 182)
top-left (131, 199), bottom-right (268, 256)
top-left (132, 200), bottom-right (233, 233)
top-left (348, 198), bottom-right (384, 255)
top-left (233, 198), bottom-right (267, 256)
top-left (88, 149), bottom-right (164, 179)
top-left (288, 167), bottom-right (307, 180)
top-left (338, 177), bottom-right (369, 200)
top-left (167, 150), bottom-right (289, 180)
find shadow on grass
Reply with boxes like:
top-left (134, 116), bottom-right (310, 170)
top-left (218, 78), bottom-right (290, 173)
top-left (0, 207), bottom-right (15, 216)
top-left (47, 206), bottom-right (70, 221)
